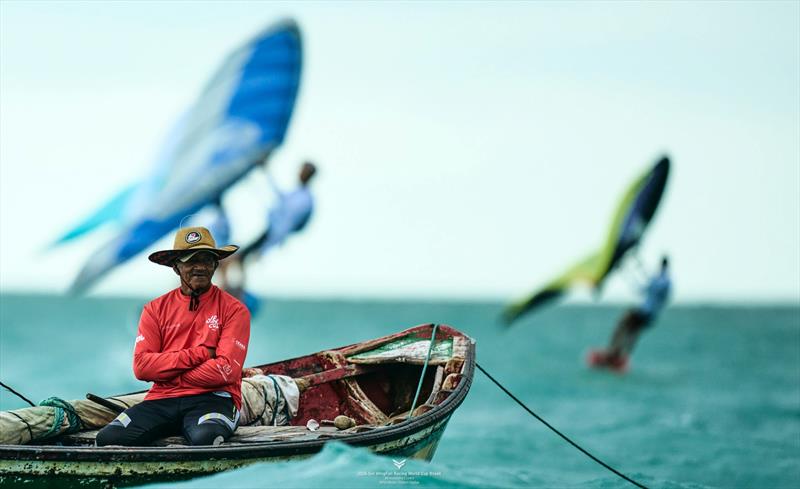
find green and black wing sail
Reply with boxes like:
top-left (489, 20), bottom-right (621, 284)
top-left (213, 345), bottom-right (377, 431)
top-left (503, 156), bottom-right (670, 325)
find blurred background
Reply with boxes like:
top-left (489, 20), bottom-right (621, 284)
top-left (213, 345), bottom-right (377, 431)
top-left (1, 1), bottom-right (797, 302)
top-left (1, 2), bottom-right (798, 489)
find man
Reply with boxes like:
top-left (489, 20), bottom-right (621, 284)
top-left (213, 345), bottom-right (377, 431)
top-left (96, 226), bottom-right (250, 446)
top-left (222, 161), bottom-right (317, 294)
top-left (599, 256), bottom-right (672, 367)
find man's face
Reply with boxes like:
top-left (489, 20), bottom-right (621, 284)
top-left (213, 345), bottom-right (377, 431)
top-left (175, 252), bottom-right (218, 292)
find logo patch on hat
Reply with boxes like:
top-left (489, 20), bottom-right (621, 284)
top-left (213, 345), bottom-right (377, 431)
top-left (185, 231), bottom-right (202, 244)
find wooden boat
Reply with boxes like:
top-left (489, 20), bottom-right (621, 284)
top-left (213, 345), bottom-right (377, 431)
top-left (0, 324), bottom-right (475, 488)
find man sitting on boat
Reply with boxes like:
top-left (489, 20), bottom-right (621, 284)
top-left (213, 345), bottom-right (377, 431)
top-left (96, 227), bottom-right (250, 447)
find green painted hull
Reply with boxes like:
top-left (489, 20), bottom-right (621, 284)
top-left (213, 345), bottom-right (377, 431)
top-left (0, 415), bottom-right (452, 488)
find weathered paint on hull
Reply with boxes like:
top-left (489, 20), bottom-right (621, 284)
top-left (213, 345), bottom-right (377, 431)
top-left (0, 417), bottom-right (450, 488)
top-left (359, 417), bottom-right (449, 460)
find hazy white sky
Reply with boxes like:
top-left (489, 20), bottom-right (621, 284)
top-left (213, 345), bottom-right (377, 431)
top-left (1, 1), bottom-right (798, 302)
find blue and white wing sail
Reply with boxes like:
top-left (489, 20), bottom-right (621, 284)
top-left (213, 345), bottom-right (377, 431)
top-left (69, 20), bottom-right (303, 293)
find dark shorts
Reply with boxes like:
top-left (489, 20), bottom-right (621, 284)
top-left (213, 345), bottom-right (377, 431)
top-left (95, 392), bottom-right (239, 447)
top-left (624, 309), bottom-right (653, 332)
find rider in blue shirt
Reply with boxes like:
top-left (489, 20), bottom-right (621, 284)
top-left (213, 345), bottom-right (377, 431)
top-left (638, 264), bottom-right (671, 321)
top-left (239, 161), bottom-right (316, 262)
top-left (605, 256), bottom-right (672, 362)
top-left (220, 162), bottom-right (317, 299)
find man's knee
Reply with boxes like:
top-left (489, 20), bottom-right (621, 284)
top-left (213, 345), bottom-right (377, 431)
top-left (96, 408), bottom-right (170, 446)
top-left (185, 422), bottom-right (231, 446)
top-left (96, 423), bottom-right (137, 447)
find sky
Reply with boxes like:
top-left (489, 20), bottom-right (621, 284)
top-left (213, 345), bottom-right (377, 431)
top-left (0, 1), bottom-right (798, 302)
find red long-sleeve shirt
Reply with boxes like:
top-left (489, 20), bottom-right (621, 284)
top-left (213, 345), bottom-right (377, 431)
top-left (133, 285), bottom-right (250, 409)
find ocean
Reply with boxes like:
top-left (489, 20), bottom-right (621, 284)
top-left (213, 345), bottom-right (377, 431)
top-left (0, 294), bottom-right (798, 488)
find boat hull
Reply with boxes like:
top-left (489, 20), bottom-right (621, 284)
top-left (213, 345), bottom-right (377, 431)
top-left (0, 416), bottom-right (451, 488)
top-left (0, 323), bottom-right (474, 488)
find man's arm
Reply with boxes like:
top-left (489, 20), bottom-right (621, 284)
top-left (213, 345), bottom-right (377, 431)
top-left (133, 307), bottom-right (210, 382)
top-left (266, 172), bottom-right (285, 199)
top-left (179, 304), bottom-right (250, 388)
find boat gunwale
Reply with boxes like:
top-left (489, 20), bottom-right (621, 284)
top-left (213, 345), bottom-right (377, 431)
top-left (0, 328), bottom-right (475, 463)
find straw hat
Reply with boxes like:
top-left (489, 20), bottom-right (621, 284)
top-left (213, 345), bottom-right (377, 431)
top-left (148, 226), bottom-right (238, 266)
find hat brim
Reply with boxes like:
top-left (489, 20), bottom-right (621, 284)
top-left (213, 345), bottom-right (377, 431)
top-left (148, 245), bottom-right (239, 266)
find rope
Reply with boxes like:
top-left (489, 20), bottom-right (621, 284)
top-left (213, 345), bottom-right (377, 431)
top-left (246, 376), bottom-right (285, 427)
top-left (476, 362), bottom-right (649, 489)
top-left (0, 382), bottom-right (84, 442)
top-left (269, 376), bottom-right (281, 426)
top-left (251, 382), bottom-right (271, 426)
top-left (39, 397), bottom-right (83, 439)
top-left (407, 323), bottom-right (439, 419)
top-left (0, 381), bottom-right (35, 407)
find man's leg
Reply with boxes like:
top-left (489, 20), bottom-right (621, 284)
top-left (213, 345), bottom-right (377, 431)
top-left (238, 230), bottom-right (269, 264)
top-left (181, 393), bottom-right (240, 446)
top-left (607, 310), bottom-right (637, 357)
top-left (96, 398), bottom-right (181, 447)
top-left (608, 310), bottom-right (649, 358)
top-left (619, 312), bottom-right (650, 355)
top-left (221, 229), bottom-right (269, 297)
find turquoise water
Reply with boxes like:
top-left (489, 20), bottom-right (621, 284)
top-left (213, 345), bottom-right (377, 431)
top-left (1, 294), bottom-right (798, 488)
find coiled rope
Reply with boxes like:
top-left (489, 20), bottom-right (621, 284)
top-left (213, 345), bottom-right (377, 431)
top-left (38, 397), bottom-right (83, 440)
top-left (476, 362), bottom-right (649, 489)
top-left (1, 382), bottom-right (85, 443)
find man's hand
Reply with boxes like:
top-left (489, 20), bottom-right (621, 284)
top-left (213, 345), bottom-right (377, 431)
top-left (206, 347), bottom-right (217, 358)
